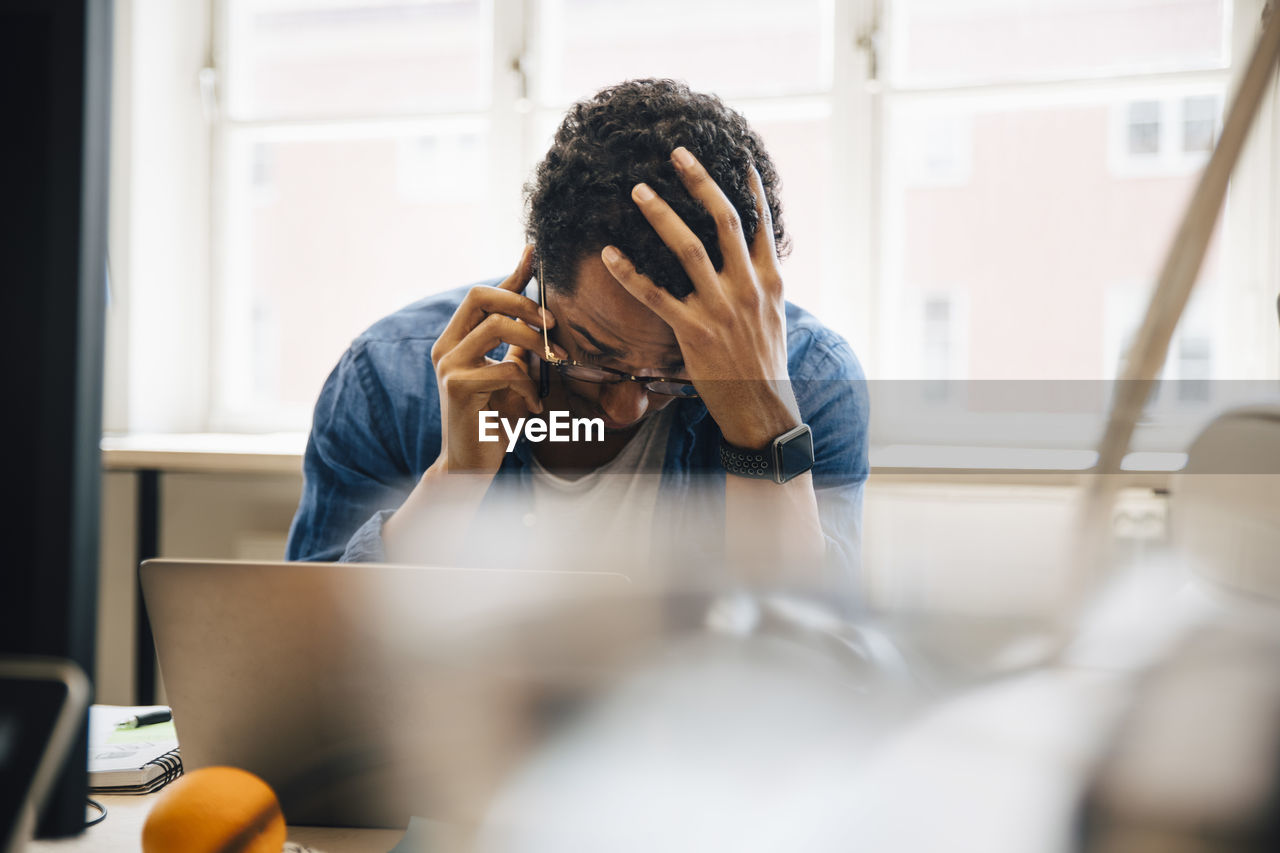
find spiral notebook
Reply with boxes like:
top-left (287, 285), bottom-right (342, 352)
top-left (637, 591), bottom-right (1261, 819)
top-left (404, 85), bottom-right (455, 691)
top-left (88, 704), bottom-right (184, 794)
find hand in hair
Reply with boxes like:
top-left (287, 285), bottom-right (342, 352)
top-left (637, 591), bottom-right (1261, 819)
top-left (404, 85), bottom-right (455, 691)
top-left (600, 147), bottom-right (800, 451)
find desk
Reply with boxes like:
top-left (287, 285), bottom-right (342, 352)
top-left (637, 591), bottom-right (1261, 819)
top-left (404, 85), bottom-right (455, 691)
top-left (29, 793), bottom-right (403, 853)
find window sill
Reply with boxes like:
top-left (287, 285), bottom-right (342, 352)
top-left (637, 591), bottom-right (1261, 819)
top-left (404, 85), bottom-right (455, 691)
top-left (100, 432), bottom-right (307, 475)
top-left (99, 434), bottom-right (1174, 490)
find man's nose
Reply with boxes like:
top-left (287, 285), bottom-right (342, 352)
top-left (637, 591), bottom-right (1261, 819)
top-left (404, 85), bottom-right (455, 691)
top-left (599, 382), bottom-right (649, 427)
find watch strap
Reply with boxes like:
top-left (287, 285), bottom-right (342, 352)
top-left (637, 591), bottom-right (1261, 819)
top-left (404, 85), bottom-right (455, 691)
top-left (719, 443), bottom-right (774, 479)
top-left (720, 424), bottom-right (814, 484)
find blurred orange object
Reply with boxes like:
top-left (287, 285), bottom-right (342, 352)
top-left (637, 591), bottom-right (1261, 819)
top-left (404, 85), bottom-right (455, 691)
top-left (142, 766), bottom-right (287, 853)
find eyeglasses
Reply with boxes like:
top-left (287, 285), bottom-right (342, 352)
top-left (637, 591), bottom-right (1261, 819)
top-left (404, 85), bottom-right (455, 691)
top-left (537, 259), bottom-right (699, 399)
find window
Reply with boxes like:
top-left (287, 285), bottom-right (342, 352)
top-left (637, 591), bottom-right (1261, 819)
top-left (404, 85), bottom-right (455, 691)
top-left (210, 0), bottom-right (838, 430)
top-left (396, 132), bottom-right (488, 203)
top-left (533, 0), bottom-right (832, 104)
top-left (1127, 100), bottom-right (1162, 156)
top-left (1111, 93), bottom-right (1223, 174)
top-left (922, 295), bottom-right (953, 378)
top-left (1177, 335), bottom-right (1212, 401)
top-left (920, 291), bottom-right (968, 402)
top-left (223, 0), bottom-right (494, 119)
top-left (871, 0), bottom-right (1269, 456)
top-left (1102, 280), bottom-right (1228, 449)
top-left (1182, 94), bottom-right (1220, 152)
top-left (886, 0), bottom-right (1230, 86)
top-left (213, 0), bottom-right (504, 428)
top-left (1104, 282), bottom-right (1216, 388)
top-left (121, 1), bottom-right (1275, 456)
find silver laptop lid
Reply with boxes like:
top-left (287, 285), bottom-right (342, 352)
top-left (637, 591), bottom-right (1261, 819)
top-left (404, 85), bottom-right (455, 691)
top-left (140, 559), bottom-right (637, 830)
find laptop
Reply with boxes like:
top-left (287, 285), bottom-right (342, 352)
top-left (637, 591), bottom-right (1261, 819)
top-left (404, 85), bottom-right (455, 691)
top-left (140, 559), bottom-right (640, 830)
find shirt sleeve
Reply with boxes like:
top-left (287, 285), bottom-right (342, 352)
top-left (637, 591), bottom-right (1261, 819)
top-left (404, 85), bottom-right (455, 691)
top-left (792, 331), bottom-right (871, 609)
top-left (285, 342), bottom-right (419, 562)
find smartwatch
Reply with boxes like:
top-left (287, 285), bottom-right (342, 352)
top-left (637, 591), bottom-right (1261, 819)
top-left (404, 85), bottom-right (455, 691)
top-left (720, 424), bottom-right (814, 484)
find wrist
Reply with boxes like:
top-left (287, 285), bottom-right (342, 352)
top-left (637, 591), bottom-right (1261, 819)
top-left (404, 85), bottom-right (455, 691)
top-left (425, 455), bottom-right (499, 486)
top-left (384, 459), bottom-right (494, 564)
top-left (721, 423), bottom-right (815, 484)
top-left (716, 393), bottom-right (801, 450)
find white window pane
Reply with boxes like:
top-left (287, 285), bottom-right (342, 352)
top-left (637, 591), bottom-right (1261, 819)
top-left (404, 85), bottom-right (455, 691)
top-left (217, 126), bottom-right (515, 425)
top-left (736, 108), bottom-right (832, 319)
top-left (535, 0), bottom-right (831, 105)
top-left (923, 295), bottom-right (954, 383)
top-left (1177, 334), bottom-right (1212, 401)
top-left (1127, 100), bottom-right (1161, 155)
top-left (883, 94), bottom-right (1224, 383)
top-left (1182, 94), bottom-right (1219, 152)
top-left (224, 0), bottom-right (492, 120)
top-left (888, 0), bottom-right (1229, 88)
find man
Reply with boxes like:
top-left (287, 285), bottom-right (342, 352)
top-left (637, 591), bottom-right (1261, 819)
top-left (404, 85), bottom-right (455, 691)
top-left (286, 79), bottom-right (869, 604)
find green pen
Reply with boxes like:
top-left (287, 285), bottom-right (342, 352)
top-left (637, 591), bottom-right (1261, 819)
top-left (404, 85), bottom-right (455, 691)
top-left (115, 709), bottom-right (172, 729)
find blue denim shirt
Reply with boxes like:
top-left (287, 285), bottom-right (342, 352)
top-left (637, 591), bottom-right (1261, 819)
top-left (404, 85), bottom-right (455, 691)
top-left (286, 280), bottom-right (870, 598)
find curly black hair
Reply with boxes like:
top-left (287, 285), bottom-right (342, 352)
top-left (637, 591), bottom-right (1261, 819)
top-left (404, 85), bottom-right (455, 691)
top-left (524, 78), bottom-right (789, 300)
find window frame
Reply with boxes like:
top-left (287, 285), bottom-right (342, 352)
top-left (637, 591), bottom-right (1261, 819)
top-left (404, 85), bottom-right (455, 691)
top-left (203, 0), bottom-right (872, 432)
top-left (869, 0), bottom-right (1277, 459)
top-left (110, 0), bottom-right (1277, 466)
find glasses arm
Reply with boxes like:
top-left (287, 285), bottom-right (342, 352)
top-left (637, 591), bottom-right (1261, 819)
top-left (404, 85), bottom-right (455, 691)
top-left (538, 259), bottom-right (558, 362)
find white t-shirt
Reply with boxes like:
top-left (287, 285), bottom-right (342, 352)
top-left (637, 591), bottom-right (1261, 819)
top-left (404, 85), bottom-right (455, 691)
top-left (526, 407), bottom-right (674, 577)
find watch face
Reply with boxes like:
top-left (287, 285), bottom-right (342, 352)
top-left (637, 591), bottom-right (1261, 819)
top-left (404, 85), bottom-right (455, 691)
top-left (775, 425), bottom-right (815, 483)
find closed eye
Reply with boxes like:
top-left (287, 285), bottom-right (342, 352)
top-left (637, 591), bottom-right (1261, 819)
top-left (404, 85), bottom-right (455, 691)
top-left (580, 346), bottom-right (684, 377)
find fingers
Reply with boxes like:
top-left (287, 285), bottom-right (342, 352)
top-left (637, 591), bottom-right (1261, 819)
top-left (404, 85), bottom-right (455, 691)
top-left (449, 314), bottom-right (546, 366)
top-left (434, 251), bottom-right (552, 357)
top-left (502, 343), bottom-right (528, 368)
top-left (746, 164), bottom-right (779, 269)
top-left (450, 360), bottom-right (542, 415)
top-left (456, 285), bottom-right (550, 335)
top-left (668, 146), bottom-right (752, 276)
top-left (600, 245), bottom-right (689, 327)
top-left (629, 181), bottom-right (720, 291)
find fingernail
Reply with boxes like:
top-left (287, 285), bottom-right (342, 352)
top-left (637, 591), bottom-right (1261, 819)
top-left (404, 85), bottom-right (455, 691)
top-left (633, 183), bottom-right (655, 202)
top-left (672, 147), bottom-right (695, 168)
top-left (553, 344), bottom-right (569, 359)
top-left (602, 245), bottom-right (621, 263)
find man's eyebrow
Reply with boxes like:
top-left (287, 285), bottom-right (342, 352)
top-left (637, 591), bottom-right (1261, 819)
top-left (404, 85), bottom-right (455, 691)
top-left (569, 322), bottom-right (685, 371)
top-left (569, 322), bottom-right (626, 358)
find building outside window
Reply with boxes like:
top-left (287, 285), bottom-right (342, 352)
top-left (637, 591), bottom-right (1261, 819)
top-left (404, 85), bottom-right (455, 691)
top-left (1128, 100), bottom-right (1162, 155)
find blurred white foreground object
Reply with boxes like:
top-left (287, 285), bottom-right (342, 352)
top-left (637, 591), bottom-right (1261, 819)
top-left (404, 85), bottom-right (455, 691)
top-left (476, 632), bottom-right (914, 853)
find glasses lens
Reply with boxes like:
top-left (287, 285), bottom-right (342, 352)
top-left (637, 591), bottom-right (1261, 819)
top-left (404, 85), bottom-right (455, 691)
top-left (645, 381), bottom-right (699, 398)
top-left (558, 363), bottom-right (625, 384)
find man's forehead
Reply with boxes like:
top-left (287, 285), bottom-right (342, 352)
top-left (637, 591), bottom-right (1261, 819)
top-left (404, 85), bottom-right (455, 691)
top-left (560, 255), bottom-right (683, 364)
